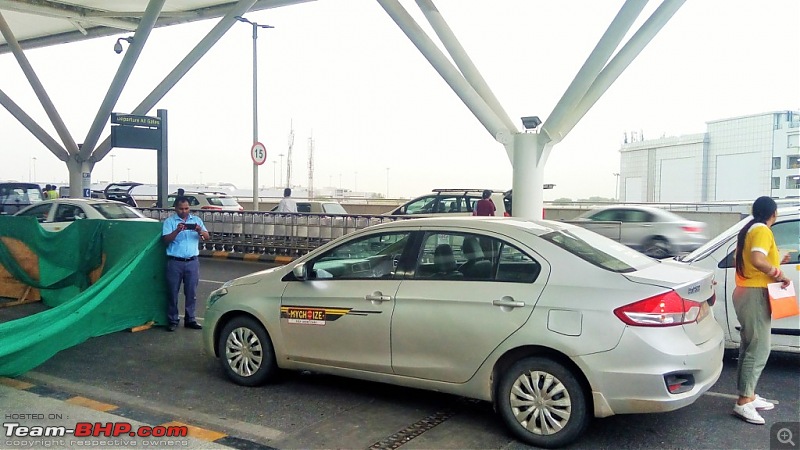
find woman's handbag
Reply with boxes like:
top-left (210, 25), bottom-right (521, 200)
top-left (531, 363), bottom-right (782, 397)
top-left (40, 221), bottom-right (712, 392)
top-left (767, 282), bottom-right (799, 319)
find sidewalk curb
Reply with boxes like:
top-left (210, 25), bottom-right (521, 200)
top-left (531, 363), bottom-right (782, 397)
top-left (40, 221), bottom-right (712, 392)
top-left (200, 250), bottom-right (296, 264)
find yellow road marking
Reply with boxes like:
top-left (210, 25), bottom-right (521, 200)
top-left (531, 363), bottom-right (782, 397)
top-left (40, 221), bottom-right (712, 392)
top-left (0, 377), bottom-right (34, 390)
top-left (161, 421), bottom-right (227, 441)
top-left (66, 396), bottom-right (118, 412)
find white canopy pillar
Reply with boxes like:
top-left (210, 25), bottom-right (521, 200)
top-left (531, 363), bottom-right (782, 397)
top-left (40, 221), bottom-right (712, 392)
top-left (511, 132), bottom-right (550, 219)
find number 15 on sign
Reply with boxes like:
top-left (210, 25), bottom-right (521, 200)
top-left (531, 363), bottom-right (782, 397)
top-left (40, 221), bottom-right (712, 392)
top-left (251, 142), bottom-right (267, 165)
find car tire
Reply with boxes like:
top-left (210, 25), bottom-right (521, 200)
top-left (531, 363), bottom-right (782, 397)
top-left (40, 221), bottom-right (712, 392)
top-left (217, 316), bottom-right (278, 386)
top-left (496, 357), bottom-right (589, 449)
top-left (644, 237), bottom-right (672, 258)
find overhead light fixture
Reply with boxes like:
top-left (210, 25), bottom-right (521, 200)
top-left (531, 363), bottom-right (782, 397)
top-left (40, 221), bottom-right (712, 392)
top-left (521, 116), bottom-right (542, 131)
top-left (114, 36), bottom-right (134, 54)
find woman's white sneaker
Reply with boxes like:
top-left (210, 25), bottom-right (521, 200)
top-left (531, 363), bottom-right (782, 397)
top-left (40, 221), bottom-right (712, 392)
top-left (753, 395), bottom-right (775, 411)
top-left (733, 402), bottom-right (765, 425)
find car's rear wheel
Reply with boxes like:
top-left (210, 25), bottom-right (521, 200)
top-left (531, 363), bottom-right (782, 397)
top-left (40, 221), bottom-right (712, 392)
top-left (644, 237), bottom-right (672, 258)
top-left (496, 357), bottom-right (589, 448)
top-left (218, 316), bottom-right (277, 386)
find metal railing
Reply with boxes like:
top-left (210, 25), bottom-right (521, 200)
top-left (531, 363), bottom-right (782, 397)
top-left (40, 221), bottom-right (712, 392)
top-left (139, 208), bottom-right (408, 256)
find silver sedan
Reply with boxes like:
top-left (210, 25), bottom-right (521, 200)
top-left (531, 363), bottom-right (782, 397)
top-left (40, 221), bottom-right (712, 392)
top-left (203, 217), bottom-right (723, 448)
top-left (14, 198), bottom-right (155, 232)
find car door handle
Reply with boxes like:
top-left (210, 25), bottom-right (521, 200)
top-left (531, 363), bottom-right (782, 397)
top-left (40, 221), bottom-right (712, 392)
top-left (365, 294), bottom-right (392, 302)
top-left (493, 299), bottom-right (525, 308)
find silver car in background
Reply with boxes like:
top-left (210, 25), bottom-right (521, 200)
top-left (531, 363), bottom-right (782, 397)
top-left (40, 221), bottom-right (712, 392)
top-left (203, 217), bottom-right (723, 448)
top-left (573, 205), bottom-right (708, 258)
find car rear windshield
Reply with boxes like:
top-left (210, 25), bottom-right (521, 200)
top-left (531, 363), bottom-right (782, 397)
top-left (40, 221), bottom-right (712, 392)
top-left (91, 203), bottom-right (145, 219)
top-left (539, 227), bottom-right (655, 273)
top-left (208, 197), bottom-right (240, 207)
top-left (322, 203), bottom-right (347, 214)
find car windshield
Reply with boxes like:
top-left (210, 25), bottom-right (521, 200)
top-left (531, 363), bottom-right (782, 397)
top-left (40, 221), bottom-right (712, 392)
top-left (540, 227), bottom-right (654, 273)
top-left (91, 203), bottom-right (145, 219)
top-left (322, 203), bottom-right (347, 214)
top-left (0, 184), bottom-right (42, 203)
top-left (207, 196), bottom-right (240, 207)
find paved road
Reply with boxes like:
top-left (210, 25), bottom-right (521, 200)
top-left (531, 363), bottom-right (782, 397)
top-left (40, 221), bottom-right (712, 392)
top-left (13, 259), bottom-right (800, 449)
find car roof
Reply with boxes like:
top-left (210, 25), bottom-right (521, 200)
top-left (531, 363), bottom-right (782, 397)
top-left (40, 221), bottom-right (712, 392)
top-left (172, 191), bottom-right (232, 197)
top-left (367, 216), bottom-right (570, 235)
top-left (39, 198), bottom-right (130, 206)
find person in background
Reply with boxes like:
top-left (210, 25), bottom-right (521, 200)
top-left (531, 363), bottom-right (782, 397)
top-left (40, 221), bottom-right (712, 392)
top-left (731, 196), bottom-right (791, 424)
top-left (162, 196), bottom-right (210, 332)
top-left (47, 184), bottom-right (60, 199)
top-left (473, 189), bottom-right (495, 216)
top-left (42, 185), bottom-right (50, 200)
top-left (275, 187), bottom-right (298, 213)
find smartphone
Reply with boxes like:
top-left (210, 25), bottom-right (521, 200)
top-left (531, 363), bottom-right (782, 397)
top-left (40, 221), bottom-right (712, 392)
top-left (184, 223), bottom-right (197, 230)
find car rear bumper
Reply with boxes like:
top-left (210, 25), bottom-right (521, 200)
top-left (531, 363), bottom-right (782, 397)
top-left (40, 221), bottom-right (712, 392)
top-left (575, 324), bottom-right (724, 418)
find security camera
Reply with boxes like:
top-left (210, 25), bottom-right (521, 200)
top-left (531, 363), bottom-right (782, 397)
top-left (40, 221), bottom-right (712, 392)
top-left (113, 41), bottom-right (123, 54)
top-left (113, 37), bottom-right (133, 54)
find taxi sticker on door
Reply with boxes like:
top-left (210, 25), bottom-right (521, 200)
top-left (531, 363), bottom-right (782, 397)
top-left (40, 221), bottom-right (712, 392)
top-left (280, 306), bottom-right (352, 325)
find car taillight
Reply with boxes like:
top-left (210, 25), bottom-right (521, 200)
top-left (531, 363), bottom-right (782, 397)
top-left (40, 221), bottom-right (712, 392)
top-left (681, 225), bottom-right (703, 233)
top-left (201, 205), bottom-right (223, 210)
top-left (613, 291), bottom-right (702, 327)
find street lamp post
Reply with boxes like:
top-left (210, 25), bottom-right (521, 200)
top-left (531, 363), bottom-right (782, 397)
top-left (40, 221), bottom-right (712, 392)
top-left (272, 160), bottom-right (277, 187)
top-left (127, 168), bottom-right (131, 180)
top-left (612, 172), bottom-right (620, 200)
top-left (236, 15), bottom-right (274, 211)
top-left (278, 153), bottom-right (284, 187)
top-left (386, 167), bottom-right (390, 198)
top-left (31, 157), bottom-right (37, 183)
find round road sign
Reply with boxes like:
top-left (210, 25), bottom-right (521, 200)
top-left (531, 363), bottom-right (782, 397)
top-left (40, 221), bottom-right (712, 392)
top-left (251, 142), bottom-right (267, 165)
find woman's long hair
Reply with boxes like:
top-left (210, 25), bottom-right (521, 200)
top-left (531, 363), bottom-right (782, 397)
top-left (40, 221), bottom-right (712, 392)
top-left (735, 196), bottom-right (778, 278)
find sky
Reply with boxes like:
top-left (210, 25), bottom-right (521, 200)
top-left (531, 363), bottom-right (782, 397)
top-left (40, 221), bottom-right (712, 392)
top-left (1, 0), bottom-right (799, 201)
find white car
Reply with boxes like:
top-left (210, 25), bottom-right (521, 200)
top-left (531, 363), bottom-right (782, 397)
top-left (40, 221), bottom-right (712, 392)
top-left (666, 206), bottom-right (800, 353)
top-left (203, 216), bottom-right (723, 448)
top-left (14, 198), bottom-right (156, 232)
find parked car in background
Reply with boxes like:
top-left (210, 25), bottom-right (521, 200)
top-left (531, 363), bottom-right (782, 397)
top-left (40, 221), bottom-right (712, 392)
top-left (572, 205), bottom-right (707, 258)
top-left (0, 182), bottom-right (43, 215)
top-left (203, 217), bottom-right (722, 448)
top-left (90, 182), bottom-right (142, 207)
top-left (270, 200), bottom-right (348, 214)
top-left (14, 198), bottom-right (156, 232)
top-left (385, 188), bottom-right (511, 216)
top-left (665, 206), bottom-right (800, 353)
top-left (164, 191), bottom-right (243, 211)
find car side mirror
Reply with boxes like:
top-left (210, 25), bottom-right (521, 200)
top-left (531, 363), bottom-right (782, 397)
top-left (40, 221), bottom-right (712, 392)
top-left (292, 263), bottom-right (307, 281)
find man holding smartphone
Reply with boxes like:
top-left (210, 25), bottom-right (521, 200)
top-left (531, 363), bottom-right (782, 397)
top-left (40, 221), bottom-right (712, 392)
top-left (162, 196), bottom-right (210, 332)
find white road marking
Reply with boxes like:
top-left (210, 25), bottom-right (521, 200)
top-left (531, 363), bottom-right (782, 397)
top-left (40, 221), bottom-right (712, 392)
top-left (200, 279), bottom-right (225, 284)
top-left (704, 391), bottom-right (779, 404)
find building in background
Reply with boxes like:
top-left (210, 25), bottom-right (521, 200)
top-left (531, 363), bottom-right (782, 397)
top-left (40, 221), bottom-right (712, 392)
top-left (619, 111), bottom-right (800, 202)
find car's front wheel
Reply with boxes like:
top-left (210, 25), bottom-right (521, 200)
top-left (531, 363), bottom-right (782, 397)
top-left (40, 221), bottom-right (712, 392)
top-left (217, 316), bottom-right (277, 386)
top-left (496, 357), bottom-right (589, 448)
top-left (644, 237), bottom-right (672, 258)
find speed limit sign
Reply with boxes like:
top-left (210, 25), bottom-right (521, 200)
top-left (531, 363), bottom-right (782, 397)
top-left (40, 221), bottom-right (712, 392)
top-left (251, 142), bottom-right (267, 165)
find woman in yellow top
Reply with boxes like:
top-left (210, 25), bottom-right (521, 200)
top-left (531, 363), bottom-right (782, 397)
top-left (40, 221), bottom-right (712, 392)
top-left (731, 196), bottom-right (791, 425)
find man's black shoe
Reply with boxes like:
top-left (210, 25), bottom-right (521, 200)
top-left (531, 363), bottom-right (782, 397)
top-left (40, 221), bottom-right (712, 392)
top-left (166, 323), bottom-right (178, 332)
top-left (185, 322), bottom-right (202, 330)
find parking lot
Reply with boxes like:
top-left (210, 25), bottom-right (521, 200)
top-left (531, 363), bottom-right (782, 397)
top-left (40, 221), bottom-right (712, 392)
top-left (6, 258), bottom-right (798, 450)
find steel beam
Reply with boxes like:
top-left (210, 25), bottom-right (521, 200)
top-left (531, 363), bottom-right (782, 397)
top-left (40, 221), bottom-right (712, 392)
top-left (0, 88), bottom-right (69, 161)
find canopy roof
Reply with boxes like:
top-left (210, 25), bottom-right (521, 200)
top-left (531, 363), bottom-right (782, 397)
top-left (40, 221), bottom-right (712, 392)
top-left (0, 0), bottom-right (307, 54)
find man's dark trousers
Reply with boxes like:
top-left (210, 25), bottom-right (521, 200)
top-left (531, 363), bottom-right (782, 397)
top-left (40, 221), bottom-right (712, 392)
top-left (166, 258), bottom-right (199, 325)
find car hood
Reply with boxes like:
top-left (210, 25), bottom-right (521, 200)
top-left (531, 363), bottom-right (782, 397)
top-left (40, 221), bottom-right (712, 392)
top-left (623, 263), bottom-right (715, 303)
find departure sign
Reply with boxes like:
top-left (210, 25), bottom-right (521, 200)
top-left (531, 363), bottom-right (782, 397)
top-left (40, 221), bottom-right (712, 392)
top-left (251, 142), bottom-right (267, 165)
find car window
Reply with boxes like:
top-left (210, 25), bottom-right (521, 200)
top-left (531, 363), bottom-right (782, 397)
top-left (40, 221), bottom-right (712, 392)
top-left (310, 232), bottom-right (411, 280)
top-left (404, 196), bottom-right (436, 214)
top-left (622, 209), bottom-right (651, 223)
top-left (90, 203), bottom-right (145, 219)
top-left (496, 244), bottom-right (541, 283)
top-left (435, 195), bottom-right (462, 213)
top-left (207, 196), bottom-right (240, 207)
top-left (322, 203), bottom-right (347, 214)
top-left (588, 209), bottom-right (619, 221)
top-left (296, 203), bottom-right (312, 213)
top-left (413, 232), bottom-right (539, 282)
top-left (540, 227), bottom-right (654, 273)
top-left (16, 203), bottom-right (52, 221)
top-left (773, 219), bottom-right (800, 264)
top-left (186, 196), bottom-right (200, 206)
top-left (54, 204), bottom-right (86, 222)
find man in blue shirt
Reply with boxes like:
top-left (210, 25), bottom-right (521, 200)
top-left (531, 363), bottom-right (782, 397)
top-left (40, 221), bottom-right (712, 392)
top-left (162, 197), bottom-right (210, 332)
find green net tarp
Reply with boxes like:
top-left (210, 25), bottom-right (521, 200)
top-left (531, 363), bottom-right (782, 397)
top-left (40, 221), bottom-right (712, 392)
top-left (0, 216), bottom-right (168, 377)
